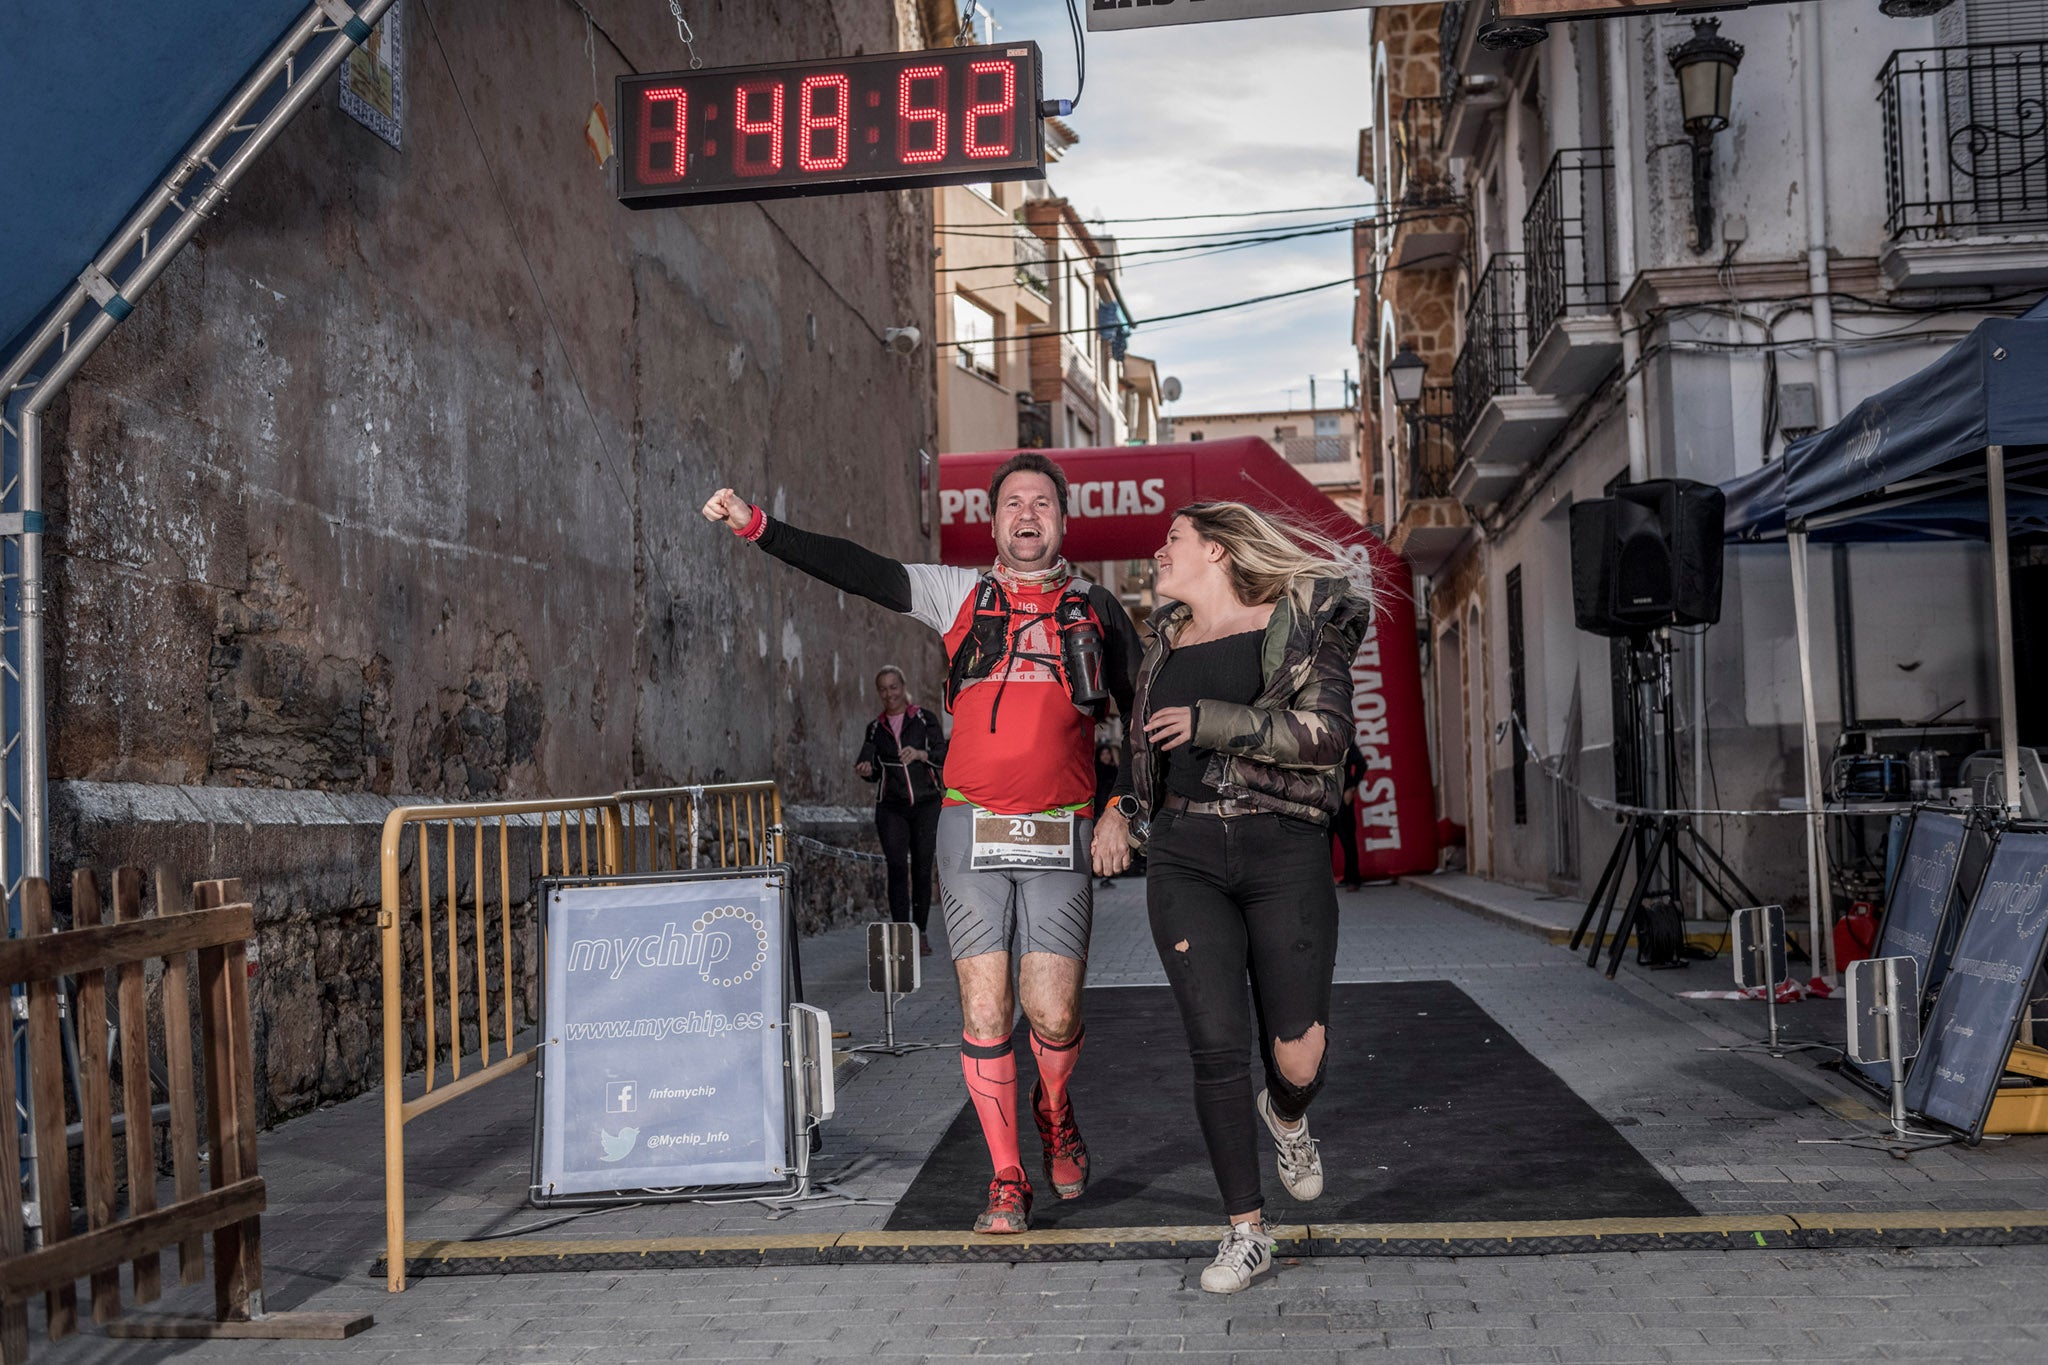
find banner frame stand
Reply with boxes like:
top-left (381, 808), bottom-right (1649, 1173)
top-left (1839, 806), bottom-right (1972, 1102)
top-left (526, 865), bottom-right (815, 1209)
top-left (1899, 827), bottom-right (2048, 1146)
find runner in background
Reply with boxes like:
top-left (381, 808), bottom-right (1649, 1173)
top-left (856, 665), bottom-right (946, 954)
top-left (702, 453), bottom-right (1140, 1234)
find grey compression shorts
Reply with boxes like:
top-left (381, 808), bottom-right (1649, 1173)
top-left (934, 804), bottom-right (1094, 962)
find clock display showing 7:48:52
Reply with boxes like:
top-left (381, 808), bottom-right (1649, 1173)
top-left (616, 42), bottom-right (1047, 209)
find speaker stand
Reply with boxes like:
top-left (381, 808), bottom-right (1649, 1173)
top-left (1569, 631), bottom-right (1763, 979)
top-left (1573, 809), bottom-right (1766, 978)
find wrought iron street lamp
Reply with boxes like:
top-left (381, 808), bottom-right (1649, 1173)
top-left (1666, 18), bottom-right (1745, 253)
top-left (1386, 343), bottom-right (1450, 494)
top-left (1387, 344), bottom-right (1427, 408)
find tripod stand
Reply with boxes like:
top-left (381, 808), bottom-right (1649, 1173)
top-left (1571, 631), bottom-right (1763, 979)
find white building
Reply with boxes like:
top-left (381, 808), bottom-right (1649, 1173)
top-left (1364, 1), bottom-right (2048, 909)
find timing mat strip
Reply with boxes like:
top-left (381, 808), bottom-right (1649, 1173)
top-left (378, 1210), bottom-right (2048, 1276)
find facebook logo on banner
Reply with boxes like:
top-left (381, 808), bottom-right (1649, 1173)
top-left (605, 1081), bottom-right (637, 1114)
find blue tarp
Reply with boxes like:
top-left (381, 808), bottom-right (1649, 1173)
top-left (0, 0), bottom-right (309, 364)
top-left (1723, 308), bottom-right (2048, 543)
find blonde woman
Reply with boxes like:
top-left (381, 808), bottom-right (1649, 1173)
top-left (1093, 501), bottom-right (1371, 1294)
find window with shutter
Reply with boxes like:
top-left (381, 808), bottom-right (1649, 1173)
top-left (1966, 0), bottom-right (2048, 43)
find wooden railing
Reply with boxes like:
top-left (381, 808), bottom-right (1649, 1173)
top-left (0, 870), bottom-right (369, 1360)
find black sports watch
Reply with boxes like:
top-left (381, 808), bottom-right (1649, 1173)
top-left (1110, 794), bottom-right (1141, 820)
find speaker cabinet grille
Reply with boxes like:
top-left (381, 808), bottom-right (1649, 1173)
top-left (1569, 480), bottom-right (1725, 637)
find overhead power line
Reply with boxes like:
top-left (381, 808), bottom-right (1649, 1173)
top-left (1072, 200), bottom-right (1378, 225)
top-left (934, 213), bottom-right (1368, 243)
top-left (936, 219), bottom-right (1357, 274)
top-left (1013, 251), bottom-right (1457, 342)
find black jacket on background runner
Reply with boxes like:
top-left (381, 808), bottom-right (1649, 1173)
top-left (857, 706), bottom-right (948, 806)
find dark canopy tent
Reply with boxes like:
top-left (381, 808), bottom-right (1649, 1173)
top-left (1718, 300), bottom-right (2048, 964)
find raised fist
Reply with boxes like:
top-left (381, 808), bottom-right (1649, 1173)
top-left (700, 488), bottom-right (754, 531)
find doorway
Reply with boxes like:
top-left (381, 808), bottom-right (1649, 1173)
top-left (1464, 602), bottom-right (1491, 875)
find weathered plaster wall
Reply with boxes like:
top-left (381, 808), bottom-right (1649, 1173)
top-left (45, 0), bottom-right (939, 1121)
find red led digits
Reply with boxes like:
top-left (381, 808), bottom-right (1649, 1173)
top-left (798, 74), bottom-right (851, 172)
top-left (897, 64), bottom-right (946, 165)
top-left (637, 86), bottom-right (688, 184)
top-left (618, 44), bottom-right (1042, 206)
top-left (733, 79), bottom-right (785, 177)
top-left (963, 60), bottom-right (1016, 160)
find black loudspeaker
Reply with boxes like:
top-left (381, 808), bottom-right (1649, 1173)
top-left (1569, 479), bottom-right (1725, 637)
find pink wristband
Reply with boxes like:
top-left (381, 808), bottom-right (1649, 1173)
top-left (736, 505), bottom-right (766, 541)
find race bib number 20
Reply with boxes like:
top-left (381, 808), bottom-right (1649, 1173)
top-left (971, 810), bottom-right (1077, 872)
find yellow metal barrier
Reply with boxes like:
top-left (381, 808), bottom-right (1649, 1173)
top-left (609, 781), bottom-right (785, 873)
top-left (379, 795), bottom-right (619, 1292)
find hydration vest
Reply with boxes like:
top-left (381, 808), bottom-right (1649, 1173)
top-left (944, 572), bottom-right (1105, 723)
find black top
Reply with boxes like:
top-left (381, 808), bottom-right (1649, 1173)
top-left (1147, 630), bottom-right (1265, 802)
top-left (857, 706), bottom-right (948, 805)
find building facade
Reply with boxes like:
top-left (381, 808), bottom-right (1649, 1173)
top-left (1363, 1), bottom-right (2048, 905)
top-left (932, 122), bottom-right (1160, 462)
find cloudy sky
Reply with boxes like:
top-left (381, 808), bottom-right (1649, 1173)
top-left (982, 1), bottom-right (1378, 418)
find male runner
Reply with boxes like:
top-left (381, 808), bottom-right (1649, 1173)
top-left (701, 453), bottom-right (1140, 1234)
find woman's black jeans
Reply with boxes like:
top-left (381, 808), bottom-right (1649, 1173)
top-left (875, 797), bottom-right (941, 932)
top-left (1146, 808), bottom-right (1340, 1217)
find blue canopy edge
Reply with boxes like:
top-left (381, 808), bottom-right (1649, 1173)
top-left (0, 0), bottom-right (312, 365)
top-left (1723, 310), bottom-right (2048, 543)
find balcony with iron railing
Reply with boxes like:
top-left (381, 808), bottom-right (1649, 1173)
top-left (1383, 97), bottom-right (1467, 270)
top-left (1387, 382), bottom-right (1470, 577)
top-left (1879, 42), bottom-right (2048, 288)
top-left (1394, 98), bottom-right (1458, 211)
top-left (1014, 226), bottom-right (1052, 297)
top-left (1409, 383), bottom-right (1459, 500)
top-left (1452, 254), bottom-right (1527, 440)
top-left (1436, 0), bottom-right (1509, 159)
top-left (1521, 148), bottom-right (1621, 395)
top-left (1449, 252), bottom-right (1570, 507)
top-left (1438, 2), bottom-right (1468, 111)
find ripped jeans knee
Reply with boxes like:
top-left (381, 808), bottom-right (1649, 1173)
top-left (1263, 1028), bottom-right (1328, 1124)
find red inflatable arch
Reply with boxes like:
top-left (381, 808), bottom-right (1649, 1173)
top-left (938, 438), bottom-right (1438, 880)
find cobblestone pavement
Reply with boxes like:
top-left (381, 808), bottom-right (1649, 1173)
top-left (27, 878), bottom-right (2048, 1362)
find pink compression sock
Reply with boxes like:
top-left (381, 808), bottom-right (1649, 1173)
top-left (960, 1033), bottom-right (1023, 1175)
top-left (1029, 1027), bottom-right (1084, 1113)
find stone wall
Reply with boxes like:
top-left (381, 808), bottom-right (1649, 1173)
top-left (43, 2), bottom-right (940, 1124)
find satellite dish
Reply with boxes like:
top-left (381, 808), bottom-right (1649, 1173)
top-left (1162, 376), bottom-right (1183, 403)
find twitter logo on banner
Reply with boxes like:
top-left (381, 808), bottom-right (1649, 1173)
top-left (599, 1126), bottom-right (640, 1162)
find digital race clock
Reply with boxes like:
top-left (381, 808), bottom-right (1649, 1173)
top-left (616, 43), bottom-right (1047, 209)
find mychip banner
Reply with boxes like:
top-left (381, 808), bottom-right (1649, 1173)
top-left (535, 872), bottom-right (791, 1201)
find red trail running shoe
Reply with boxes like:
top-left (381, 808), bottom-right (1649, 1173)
top-left (974, 1166), bottom-right (1033, 1234)
top-left (1032, 1082), bottom-right (1090, 1199)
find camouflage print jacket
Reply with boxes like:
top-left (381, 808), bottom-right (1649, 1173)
top-left (1119, 574), bottom-right (1371, 837)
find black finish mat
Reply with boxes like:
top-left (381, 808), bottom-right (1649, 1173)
top-left (885, 980), bottom-right (1695, 1230)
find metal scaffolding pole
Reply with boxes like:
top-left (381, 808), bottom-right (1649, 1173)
top-left (1788, 529), bottom-right (1831, 981)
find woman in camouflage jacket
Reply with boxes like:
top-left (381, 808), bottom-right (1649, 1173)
top-left (1092, 501), bottom-right (1371, 1295)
